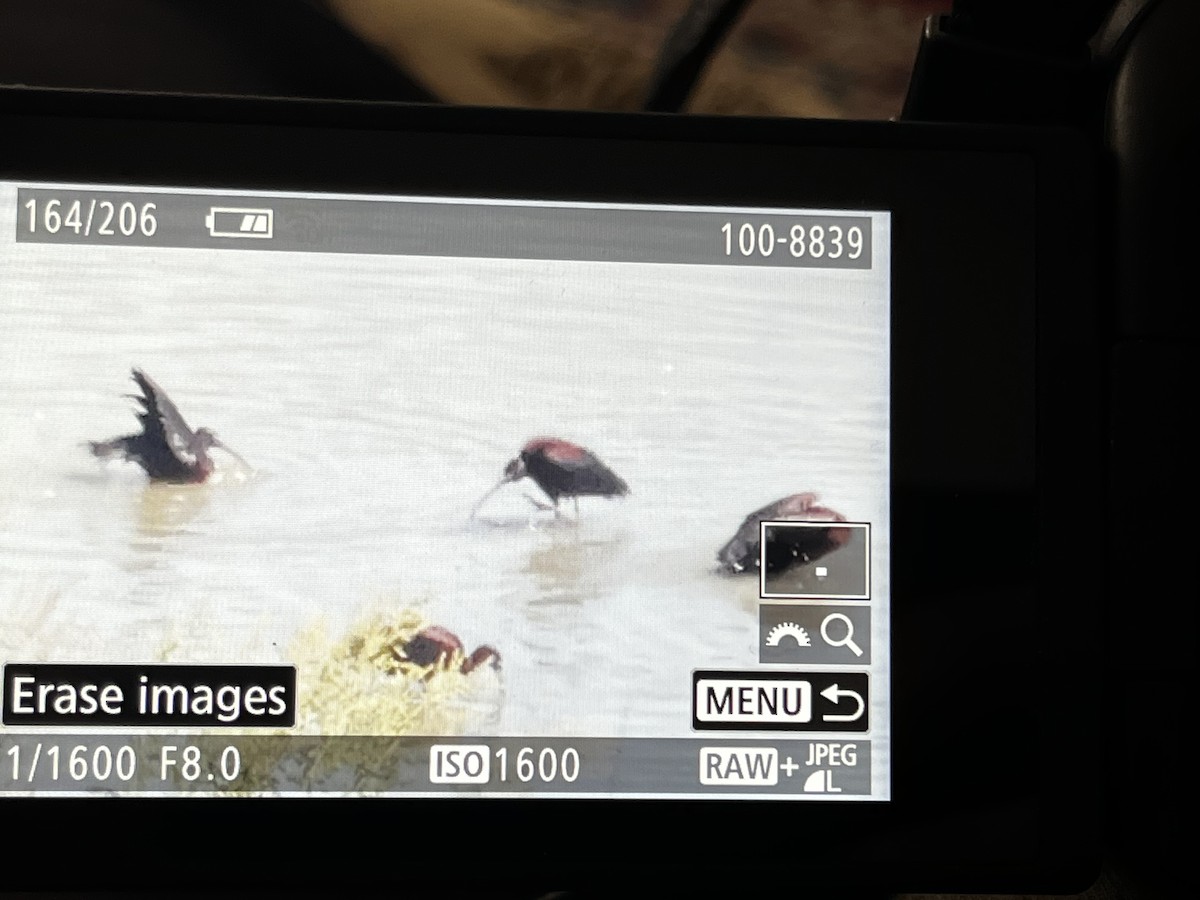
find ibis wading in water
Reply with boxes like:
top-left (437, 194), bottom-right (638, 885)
top-left (87, 368), bottom-right (248, 483)
top-left (473, 437), bottom-right (629, 518)
top-left (716, 492), bottom-right (850, 575)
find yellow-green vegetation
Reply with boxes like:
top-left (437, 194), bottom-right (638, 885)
top-left (174, 607), bottom-right (503, 793)
top-left (288, 607), bottom-right (492, 736)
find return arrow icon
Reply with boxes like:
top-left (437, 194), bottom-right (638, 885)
top-left (820, 683), bottom-right (865, 723)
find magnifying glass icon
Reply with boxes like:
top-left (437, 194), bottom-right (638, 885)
top-left (820, 613), bottom-right (864, 657)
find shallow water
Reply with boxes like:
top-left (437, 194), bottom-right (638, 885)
top-left (0, 217), bottom-right (890, 738)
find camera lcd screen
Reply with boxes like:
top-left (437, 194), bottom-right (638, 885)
top-left (0, 181), bottom-right (890, 800)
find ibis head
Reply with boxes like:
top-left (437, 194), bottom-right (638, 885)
top-left (502, 456), bottom-right (527, 484)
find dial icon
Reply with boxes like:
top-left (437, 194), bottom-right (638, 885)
top-left (765, 622), bottom-right (811, 648)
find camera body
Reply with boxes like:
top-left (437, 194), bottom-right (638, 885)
top-left (0, 87), bottom-right (1110, 893)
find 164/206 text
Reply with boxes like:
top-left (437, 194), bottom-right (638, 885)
top-left (22, 197), bottom-right (158, 238)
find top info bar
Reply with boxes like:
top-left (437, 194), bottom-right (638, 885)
top-left (14, 188), bottom-right (875, 269)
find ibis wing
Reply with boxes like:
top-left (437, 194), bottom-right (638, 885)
top-left (567, 450), bottom-right (630, 496)
top-left (129, 369), bottom-right (199, 467)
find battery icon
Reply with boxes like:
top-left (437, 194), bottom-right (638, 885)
top-left (205, 207), bottom-right (274, 239)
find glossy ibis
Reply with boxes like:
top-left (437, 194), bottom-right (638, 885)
top-left (87, 368), bottom-right (248, 483)
top-left (716, 492), bottom-right (850, 574)
top-left (472, 437), bottom-right (629, 518)
top-left (393, 625), bottom-right (501, 676)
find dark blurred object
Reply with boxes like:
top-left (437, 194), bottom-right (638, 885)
top-left (902, 0), bottom-right (1114, 124)
top-left (0, 0), bottom-right (433, 101)
top-left (643, 0), bottom-right (751, 111)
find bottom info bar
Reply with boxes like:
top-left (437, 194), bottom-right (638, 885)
top-left (0, 736), bottom-right (873, 794)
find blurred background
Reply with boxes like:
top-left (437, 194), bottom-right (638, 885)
top-left (0, 0), bottom-right (944, 119)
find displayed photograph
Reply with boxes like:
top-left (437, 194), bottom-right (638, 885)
top-left (0, 192), bottom-right (890, 743)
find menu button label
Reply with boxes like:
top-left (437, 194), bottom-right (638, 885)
top-left (694, 673), bottom-right (812, 728)
top-left (693, 671), bottom-right (870, 732)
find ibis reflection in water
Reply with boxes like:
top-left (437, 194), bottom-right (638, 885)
top-left (87, 368), bottom-right (249, 483)
top-left (716, 492), bottom-right (850, 575)
top-left (472, 437), bottom-right (629, 519)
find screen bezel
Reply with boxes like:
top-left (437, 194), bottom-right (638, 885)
top-left (0, 89), bottom-right (1101, 893)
